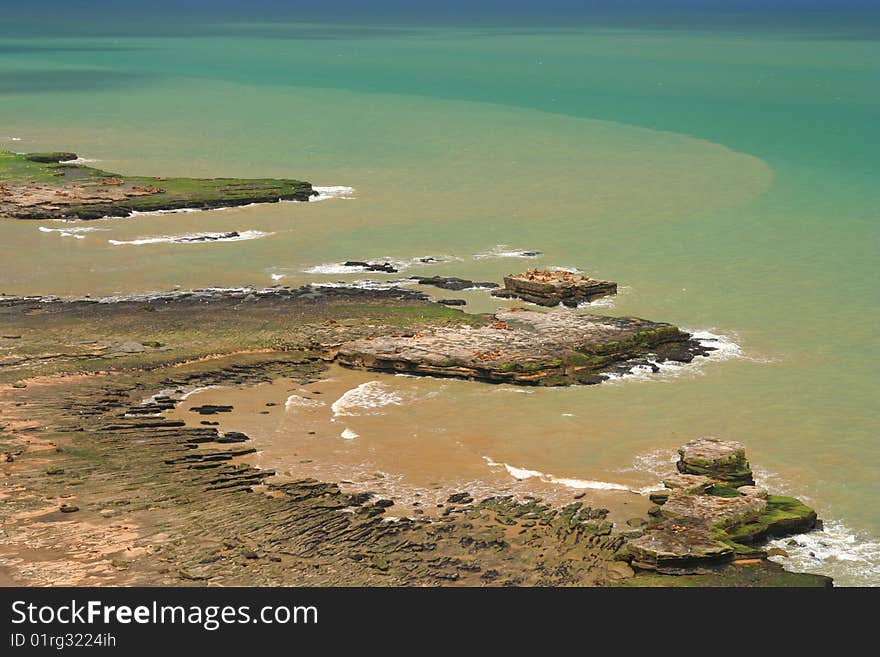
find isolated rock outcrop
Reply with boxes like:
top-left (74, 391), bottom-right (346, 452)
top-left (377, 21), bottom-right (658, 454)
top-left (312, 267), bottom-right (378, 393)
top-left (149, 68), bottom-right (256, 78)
top-left (491, 269), bottom-right (617, 307)
top-left (625, 438), bottom-right (817, 573)
top-left (676, 437), bottom-right (755, 487)
top-left (336, 307), bottom-right (705, 386)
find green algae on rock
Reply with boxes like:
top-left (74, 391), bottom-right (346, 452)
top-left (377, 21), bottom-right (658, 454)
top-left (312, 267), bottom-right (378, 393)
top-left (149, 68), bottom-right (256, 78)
top-left (0, 151), bottom-right (316, 220)
top-left (624, 438), bottom-right (818, 575)
top-left (336, 307), bottom-right (708, 385)
top-left (677, 437), bottom-right (755, 487)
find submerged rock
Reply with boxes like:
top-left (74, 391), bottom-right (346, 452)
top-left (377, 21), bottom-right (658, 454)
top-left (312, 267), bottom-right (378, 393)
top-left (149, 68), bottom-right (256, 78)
top-left (491, 269), bottom-right (617, 307)
top-left (411, 276), bottom-right (499, 291)
top-left (343, 261), bottom-right (398, 273)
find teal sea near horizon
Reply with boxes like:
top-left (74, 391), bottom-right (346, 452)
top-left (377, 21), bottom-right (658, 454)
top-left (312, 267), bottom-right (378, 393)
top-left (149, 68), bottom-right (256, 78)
top-left (1, 9), bottom-right (878, 584)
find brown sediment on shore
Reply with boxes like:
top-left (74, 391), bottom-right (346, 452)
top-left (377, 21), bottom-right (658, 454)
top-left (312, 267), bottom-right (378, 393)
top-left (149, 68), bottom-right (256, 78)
top-left (0, 286), bottom-right (829, 586)
top-left (0, 355), bottom-right (631, 586)
top-left (0, 352), bottom-right (829, 587)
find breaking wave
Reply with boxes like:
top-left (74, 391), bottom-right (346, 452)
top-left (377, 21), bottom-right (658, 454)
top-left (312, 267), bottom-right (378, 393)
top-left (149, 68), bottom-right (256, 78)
top-left (108, 230), bottom-right (270, 246)
top-left (474, 245), bottom-right (543, 259)
top-left (331, 381), bottom-right (405, 417)
top-left (766, 520), bottom-right (880, 587)
top-left (310, 280), bottom-right (401, 290)
top-left (303, 255), bottom-right (452, 275)
top-left (284, 394), bottom-right (326, 410)
top-left (602, 329), bottom-right (748, 384)
top-left (483, 457), bottom-right (631, 491)
top-left (39, 226), bottom-right (107, 240)
top-left (310, 186), bottom-right (355, 202)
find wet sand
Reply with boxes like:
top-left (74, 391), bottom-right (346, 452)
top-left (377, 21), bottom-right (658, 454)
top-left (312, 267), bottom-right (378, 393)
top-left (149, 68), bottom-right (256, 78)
top-left (168, 364), bottom-right (669, 524)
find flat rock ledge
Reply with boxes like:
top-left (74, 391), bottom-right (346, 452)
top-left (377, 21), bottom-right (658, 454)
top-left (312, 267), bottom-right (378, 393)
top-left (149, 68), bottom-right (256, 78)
top-left (491, 269), bottom-right (617, 307)
top-left (625, 438), bottom-right (818, 573)
top-left (336, 307), bottom-right (706, 385)
top-left (0, 151), bottom-right (316, 220)
top-left (677, 437), bottom-right (755, 487)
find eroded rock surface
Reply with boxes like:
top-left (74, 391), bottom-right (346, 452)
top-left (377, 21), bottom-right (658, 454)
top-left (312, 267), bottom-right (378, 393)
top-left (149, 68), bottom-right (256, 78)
top-left (491, 270), bottom-right (617, 307)
top-left (677, 437), bottom-right (755, 487)
top-left (336, 307), bottom-right (704, 385)
top-left (625, 439), bottom-right (818, 574)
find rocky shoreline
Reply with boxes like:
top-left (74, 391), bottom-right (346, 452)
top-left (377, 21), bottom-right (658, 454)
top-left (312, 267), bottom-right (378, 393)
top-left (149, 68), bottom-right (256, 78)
top-left (0, 283), bottom-right (832, 586)
top-left (625, 438), bottom-right (818, 573)
top-left (0, 151), bottom-right (315, 220)
top-left (337, 307), bottom-right (710, 385)
top-left (0, 351), bottom-right (829, 587)
top-left (0, 284), bottom-right (709, 386)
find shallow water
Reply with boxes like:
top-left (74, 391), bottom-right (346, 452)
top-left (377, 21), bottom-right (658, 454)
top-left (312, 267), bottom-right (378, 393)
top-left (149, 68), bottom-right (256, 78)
top-left (1, 11), bottom-right (878, 584)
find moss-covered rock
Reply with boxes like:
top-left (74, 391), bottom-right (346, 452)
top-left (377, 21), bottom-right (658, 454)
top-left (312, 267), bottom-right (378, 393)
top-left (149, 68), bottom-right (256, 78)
top-left (676, 437), bottom-right (755, 487)
top-left (724, 496), bottom-right (817, 544)
top-left (0, 150), bottom-right (316, 220)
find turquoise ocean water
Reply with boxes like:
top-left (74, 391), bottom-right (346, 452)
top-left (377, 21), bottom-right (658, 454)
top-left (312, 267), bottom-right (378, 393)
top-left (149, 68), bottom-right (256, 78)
top-left (1, 4), bottom-right (878, 584)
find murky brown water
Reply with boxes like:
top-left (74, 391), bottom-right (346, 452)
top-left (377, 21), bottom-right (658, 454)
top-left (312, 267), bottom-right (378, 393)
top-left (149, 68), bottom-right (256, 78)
top-left (169, 365), bottom-right (655, 523)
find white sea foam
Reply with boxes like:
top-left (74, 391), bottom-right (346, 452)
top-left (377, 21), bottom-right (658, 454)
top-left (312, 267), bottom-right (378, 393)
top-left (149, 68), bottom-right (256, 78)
top-left (304, 263), bottom-right (366, 275)
top-left (493, 387), bottom-right (534, 394)
top-left (284, 394), bottom-right (325, 410)
top-left (39, 226), bottom-right (107, 240)
top-left (579, 296), bottom-right (616, 309)
top-left (766, 520), bottom-right (880, 587)
top-left (9, 137), bottom-right (22, 142)
top-left (127, 207), bottom-right (203, 217)
top-left (310, 186), bottom-right (355, 202)
top-left (617, 448), bottom-right (679, 477)
top-left (483, 457), bottom-right (631, 491)
top-left (310, 280), bottom-right (400, 290)
top-left (68, 157), bottom-right (100, 164)
top-left (602, 329), bottom-right (747, 384)
top-left (474, 245), bottom-right (543, 259)
top-left (575, 284), bottom-right (631, 310)
top-left (303, 255), bottom-right (450, 275)
top-left (331, 381), bottom-right (405, 417)
top-left (615, 447), bottom-right (679, 493)
top-left (340, 428), bottom-right (360, 440)
top-left (180, 385), bottom-right (222, 401)
top-left (108, 230), bottom-right (270, 246)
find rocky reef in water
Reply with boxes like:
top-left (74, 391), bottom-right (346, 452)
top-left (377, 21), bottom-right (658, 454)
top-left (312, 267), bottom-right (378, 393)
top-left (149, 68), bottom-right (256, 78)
top-left (623, 438), bottom-right (823, 578)
top-left (337, 306), bottom-right (709, 385)
top-left (0, 151), bottom-right (316, 220)
top-left (491, 269), bottom-right (617, 307)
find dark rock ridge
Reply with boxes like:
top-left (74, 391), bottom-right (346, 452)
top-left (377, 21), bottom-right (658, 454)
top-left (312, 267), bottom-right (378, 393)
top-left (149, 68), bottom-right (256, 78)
top-left (177, 231), bottom-right (241, 243)
top-left (625, 438), bottom-right (818, 574)
top-left (491, 269), bottom-right (617, 307)
top-left (411, 276), bottom-right (499, 291)
top-left (336, 307), bottom-right (706, 386)
top-left (0, 284), bottom-right (431, 309)
top-left (0, 150), bottom-right (316, 220)
top-left (343, 261), bottom-right (398, 273)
